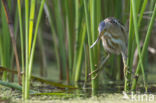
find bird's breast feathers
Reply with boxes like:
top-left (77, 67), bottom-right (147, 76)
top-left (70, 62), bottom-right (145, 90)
top-left (101, 32), bottom-right (122, 54)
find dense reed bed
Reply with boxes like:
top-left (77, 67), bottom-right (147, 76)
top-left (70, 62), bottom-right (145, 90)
top-left (0, 0), bottom-right (155, 100)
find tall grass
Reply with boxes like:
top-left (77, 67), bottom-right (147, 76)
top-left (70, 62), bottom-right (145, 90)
top-left (24, 0), bottom-right (46, 99)
top-left (43, 3), bottom-right (61, 80)
top-left (24, 0), bottom-right (29, 99)
top-left (131, 3), bottom-right (156, 91)
top-left (125, 0), bottom-right (156, 92)
top-left (0, 0), bottom-right (155, 100)
top-left (131, 0), bottom-right (146, 91)
top-left (0, 2), bottom-right (11, 81)
top-left (83, 0), bottom-right (99, 95)
top-left (1, 0), bottom-right (21, 85)
top-left (17, 0), bottom-right (24, 98)
top-left (53, 0), bottom-right (67, 80)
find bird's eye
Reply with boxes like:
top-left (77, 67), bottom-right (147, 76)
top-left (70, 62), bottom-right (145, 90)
top-left (111, 19), bottom-right (118, 25)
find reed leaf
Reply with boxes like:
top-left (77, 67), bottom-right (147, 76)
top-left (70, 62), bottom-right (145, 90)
top-left (130, 0), bottom-right (146, 91)
top-left (17, 0), bottom-right (25, 98)
top-left (29, 0), bottom-right (36, 55)
top-left (132, 3), bottom-right (156, 91)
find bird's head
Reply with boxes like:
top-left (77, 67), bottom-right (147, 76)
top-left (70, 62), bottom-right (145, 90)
top-left (90, 20), bottom-right (107, 48)
top-left (98, 21), bottom-right (106, 35)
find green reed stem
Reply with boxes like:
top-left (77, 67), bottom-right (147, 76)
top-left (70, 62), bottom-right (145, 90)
top-left (137, 0), bottom-right (148, 30)
top-left (17, 0), bottom-right (25, 99)
top-left (29, 0), bottom-right (36, 55)
top-left (132, 3), bottom-right (156, 91)
top-left (24, 0), bottom-right (29, 99)
top-left (1, 2), bottom-right (11, 81)
top-left (74, 25), bottom-right (86, 82)
top-left (29, 0), bottom-right (45, 77)
top-left (44, 3), bottom-right (61, 82)
top-left (91, 0), bottom-right (99, 94)
top-left (2, 0), bottom-right (22, 85)
top-left (73, 0), bottom-right (79, 83)
top-left (83, 0), bottom-right (97, 95)
top-left (125, 0), bottom-right (148, 92)
top-left (26, 0), bottom-right (45, 99)
top-left (73, 0), bottom-right (79, 73)
top-left (125, 4), bottom-right (133, 91)
top-left (65, 0), bottom-right (74, 83)
top-left (53, 0), bottom-right (67, 80)
top-left (130, 0), bottom-right (146, 91)
top-left (149, 0), bottom-right (155, 11)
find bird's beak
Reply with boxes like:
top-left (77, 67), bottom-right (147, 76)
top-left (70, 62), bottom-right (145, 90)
top-left (90, 32), bottom-right (103, 48)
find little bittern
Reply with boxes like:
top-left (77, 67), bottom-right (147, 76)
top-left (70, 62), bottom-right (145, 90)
top-left (90, 17), bottom-right (128, 79)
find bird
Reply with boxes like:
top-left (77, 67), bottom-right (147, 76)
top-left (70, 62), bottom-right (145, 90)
top-left (90, 17), bottom-right (128, 79)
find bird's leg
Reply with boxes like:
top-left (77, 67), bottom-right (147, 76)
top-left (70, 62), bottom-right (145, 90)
top-left (121, 52), bottom-right (130, 80)
top-left (123, 58), bottom-right (130, 81)
top-left (88, 54), bottom-right (110, 79)
top-left (91, 73), bottom-right (98, 80)
top-left (123, 62), bottom-right (128, 80)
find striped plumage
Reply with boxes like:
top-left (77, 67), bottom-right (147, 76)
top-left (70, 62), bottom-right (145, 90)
top-left (99, 17), bottom-right (128, 63)
top-left (90, 17), bottom-right (128, 78)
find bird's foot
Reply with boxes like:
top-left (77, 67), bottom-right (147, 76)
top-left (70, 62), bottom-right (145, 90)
top-left (88, 68), bottom-right (102, 79)
top-left (91, 73), bottom-right (98, 80)
top-left (124, 65), bottom-right (133, 82)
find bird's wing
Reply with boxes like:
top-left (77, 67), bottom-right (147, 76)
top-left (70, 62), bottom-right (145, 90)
top-left (120, 25), bottom-right (128, 47)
